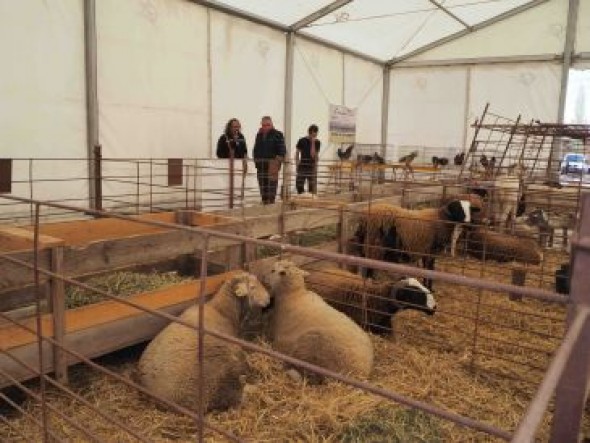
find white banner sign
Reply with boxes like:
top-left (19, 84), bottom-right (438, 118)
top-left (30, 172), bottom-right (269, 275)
top-left (329, 104), bottom-right (357, 144)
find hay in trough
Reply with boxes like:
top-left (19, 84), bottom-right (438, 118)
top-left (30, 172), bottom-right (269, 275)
top-left (1, 252), bottom-right (588, 442)
top-left (65, 271), bottom-right (190, 309)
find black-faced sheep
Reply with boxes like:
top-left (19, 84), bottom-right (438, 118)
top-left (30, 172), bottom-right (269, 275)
top-left (137, 272), bottom-right (271, 412)
top-left (304, 267), bottom-right (436, 334)
top-left (264, 260), bottom-right (374, 383)
top-left (350, 199), bottom-right (479, 290)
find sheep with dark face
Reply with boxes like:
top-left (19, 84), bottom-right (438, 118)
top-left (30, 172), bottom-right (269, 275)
top-left (304, 267), bottom-right (436, 334)
top-left (137, 272), bottom-right (270, 412)
top-left (350, 199), bottom-right (479, 290)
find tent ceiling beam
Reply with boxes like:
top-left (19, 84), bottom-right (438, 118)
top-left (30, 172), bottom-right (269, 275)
top-left (290, 0), bottom-right (353, 32)
top-left (187, 0), bottom-right (288, 32)
top-left (394, 53), bottom-right (563, 68)
top-left (387, 0), bottom-right (549, 66)
top-left (297, 32), bottom-right (383, 65)
top-left (427, 0), bottom-right (471, 30)
top-left (187, 0), bottom-right (383, 65)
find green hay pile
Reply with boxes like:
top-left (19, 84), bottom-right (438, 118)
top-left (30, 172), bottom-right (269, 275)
top-left (65, 271), bottom-right (190, 309)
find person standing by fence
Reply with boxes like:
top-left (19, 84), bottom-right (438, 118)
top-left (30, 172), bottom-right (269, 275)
top-left (295, 124), bottom-right (320, 195)
top-left (253, 116), bottom-right (286, 205)
top-left (216, 118), bottom-right (248, 207)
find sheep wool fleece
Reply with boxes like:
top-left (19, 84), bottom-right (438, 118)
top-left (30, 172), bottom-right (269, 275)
top-left (137, 273), bottom-right (268, 412)
top-left (268, 261), bottom-right (374, 381)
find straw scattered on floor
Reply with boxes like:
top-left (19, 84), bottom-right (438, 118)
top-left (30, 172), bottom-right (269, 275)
top-left (2, 251), bottom-right (589, 442)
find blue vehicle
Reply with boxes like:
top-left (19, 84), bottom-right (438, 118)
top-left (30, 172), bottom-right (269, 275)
top-left (560, 153), bottom-right (588, 174)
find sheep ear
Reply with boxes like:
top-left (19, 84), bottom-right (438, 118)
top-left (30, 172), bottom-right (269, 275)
top-left (233, 281), bottom-right (249, 297)
top-left (231, 273), bottom-right (250, 297)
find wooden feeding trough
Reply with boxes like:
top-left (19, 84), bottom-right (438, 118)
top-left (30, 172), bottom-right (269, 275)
top-left (0, 272), bottom-right (234, 389)
top-left (0, 211), bottom-right (245, 388)
top-left (0, 211), bottom-right (240, 312)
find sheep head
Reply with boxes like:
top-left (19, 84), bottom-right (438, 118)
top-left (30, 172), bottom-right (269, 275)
top-left (390, 278), bottom-right (437, 315)
top-left (230, 272), bottom-right (271, 308)
top-left (265, 260), bottom-right (309, 293)
top-left (445, 199), bottom-right (479, 224)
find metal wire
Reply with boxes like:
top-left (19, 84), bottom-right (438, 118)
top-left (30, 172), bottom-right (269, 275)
top-left (0, 377), bottom-right (79, 442)
top-left (0, 311), bottom-right (242, 443)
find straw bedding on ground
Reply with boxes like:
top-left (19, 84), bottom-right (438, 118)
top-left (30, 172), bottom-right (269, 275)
top-left (1, 250), bottom-right (588, 442)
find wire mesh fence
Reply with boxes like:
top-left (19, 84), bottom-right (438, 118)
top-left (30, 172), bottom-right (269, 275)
top-left (1, 109), bottom-right (590, 441)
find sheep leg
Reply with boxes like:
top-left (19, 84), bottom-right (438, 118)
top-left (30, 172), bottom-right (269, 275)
top-left (450, 225), bottom-right (462, 257)
top-left (421, 256), bottom-right (435, 291)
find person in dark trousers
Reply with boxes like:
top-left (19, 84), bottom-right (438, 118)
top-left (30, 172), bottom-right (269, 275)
top-left (295, 124), bottom-right (320, 194)
top-left (253, 116), bottom-right (286, 205)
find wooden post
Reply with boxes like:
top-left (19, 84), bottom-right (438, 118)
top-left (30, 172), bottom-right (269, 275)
top-left (50, 246), bottom-right (68, 385)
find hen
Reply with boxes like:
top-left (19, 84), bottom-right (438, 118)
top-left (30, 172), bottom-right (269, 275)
top-left (337, 144), bottom-right (354, 160)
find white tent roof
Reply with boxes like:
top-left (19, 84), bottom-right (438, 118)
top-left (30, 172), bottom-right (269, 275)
top-left (205, 0), bottom-right (541, 62)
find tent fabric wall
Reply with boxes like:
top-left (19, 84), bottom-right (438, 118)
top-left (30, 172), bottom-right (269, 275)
top-left (210, 11), bottom-right (286, 156)
top-left (565, 66), bottom-right (590, 124)
top-left (387, 62), bottom-right (562, 155)
top-left (576, 0), bottom-right (590, 53)
top-left (343, 55), bottom-right (383, 146)
top-left (292, 38), bottom-right (344, 159)
top-left (97, 0), bottom-right (209, 160)
top-left (291, 41), bottom-right (383, 154)
top-left (0, 0), bottom-right (584, 217)
top-left (467, 63), bottom-right (562, 124)
top-left (0, 0), bottom-right (87, 219)
top-left (96, 0), bottom-right (209, 209)
top-left (387, 67), bottom-right (469, 160)
top-left (0, 0), bottom-right (86, 159)
top-left (408, 0), bottom-right (568, 62)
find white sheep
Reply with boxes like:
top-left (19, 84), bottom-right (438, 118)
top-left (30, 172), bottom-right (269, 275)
top-left (264, 260), bottom-right (374, 383)
top-left (490, 176), bottom-right (523, 231)
top-left (137, 271), bottom-right (271, 412)
top-left (512, 208), bottom-right (551, 246)
top-left (304, 267), bottom-right (436, 334)
top-left (350, 199), bottom-right (479, 290)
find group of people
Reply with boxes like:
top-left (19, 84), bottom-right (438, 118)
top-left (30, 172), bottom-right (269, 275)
top-left (216, 116), bottom-right (320, 205)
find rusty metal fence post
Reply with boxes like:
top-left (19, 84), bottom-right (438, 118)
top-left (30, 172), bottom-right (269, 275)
top-left (93, 145), bottom-right (102, 211)
top-left (550, 193), bottom-right (590, 442)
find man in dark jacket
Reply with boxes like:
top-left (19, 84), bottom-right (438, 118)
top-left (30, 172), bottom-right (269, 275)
top-left (253, 116), bottom-right (286, 204)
